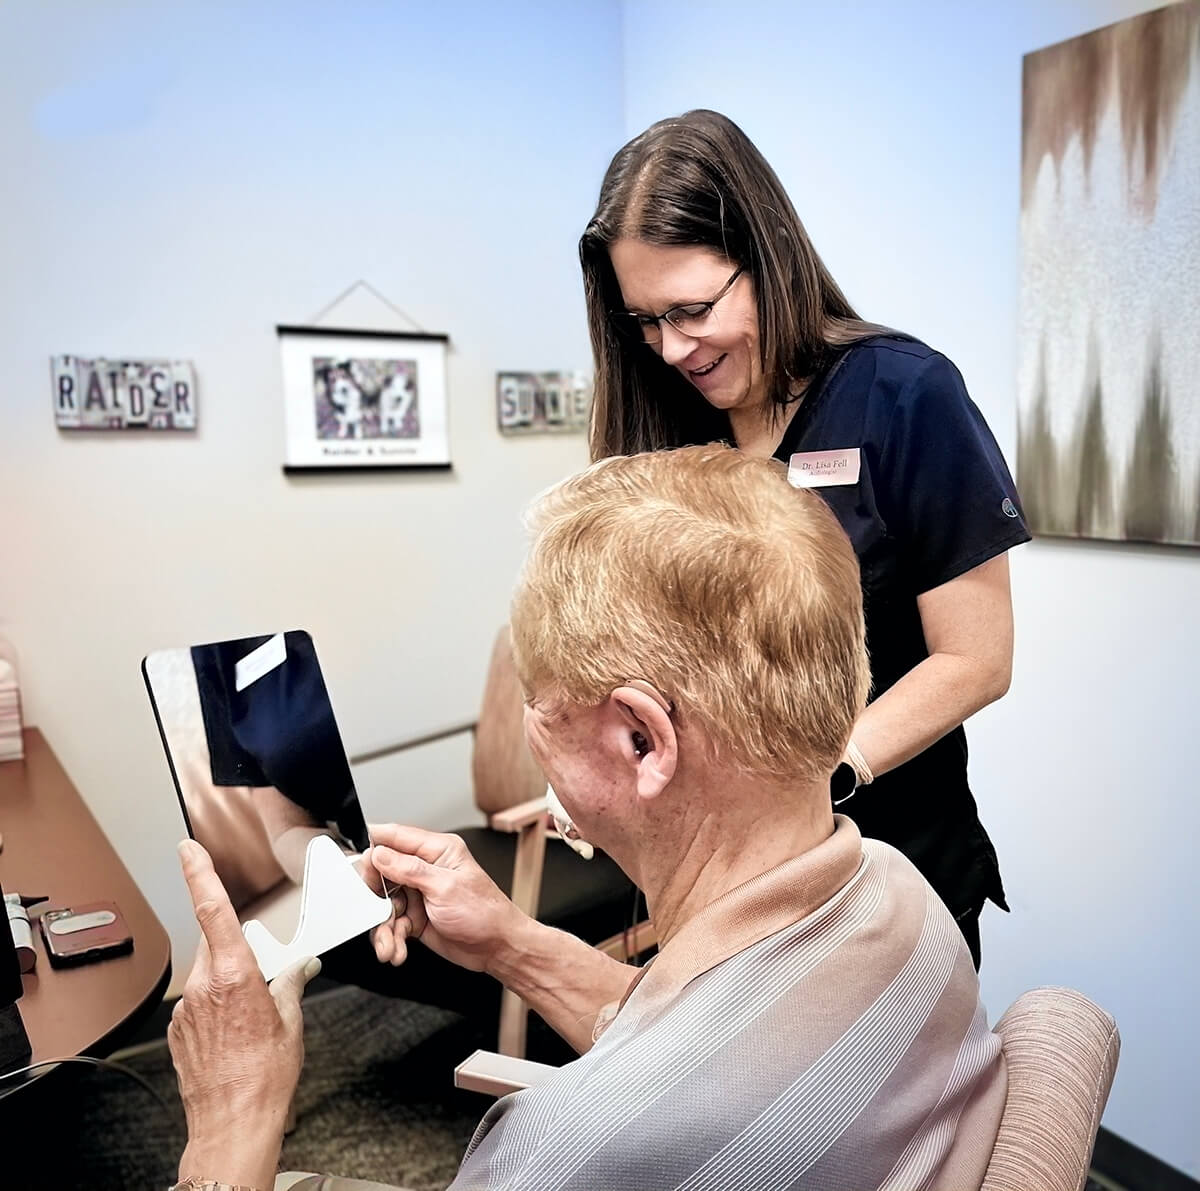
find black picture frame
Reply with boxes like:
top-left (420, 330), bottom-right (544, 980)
top-left (276, 325), bottom-right (452, 472)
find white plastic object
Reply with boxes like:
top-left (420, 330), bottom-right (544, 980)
top-left (241, 833), bottom-right (392, 981)
top-left (47, 909), bottom-right (117, 935)
top-left (545, 784), bottom-right (594, 860)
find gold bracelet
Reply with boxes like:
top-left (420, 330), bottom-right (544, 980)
top-left (169, 1179), bottom-right (261, 1191)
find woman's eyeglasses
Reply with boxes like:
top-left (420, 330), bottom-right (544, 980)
top-left (609, 267), bottom-right (744, 345)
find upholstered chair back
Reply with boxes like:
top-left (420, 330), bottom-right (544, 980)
top-left (471, 626), bottom-right (547, 816)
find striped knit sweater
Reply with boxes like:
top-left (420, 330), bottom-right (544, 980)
top-left (451, 816), bottom-right (1006, 1191)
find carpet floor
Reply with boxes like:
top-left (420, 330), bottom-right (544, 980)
top-left (3, 986), bottom-right (499, 1191)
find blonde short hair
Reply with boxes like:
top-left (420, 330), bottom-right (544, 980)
top-left (510, 444), bottom-right (869, 782)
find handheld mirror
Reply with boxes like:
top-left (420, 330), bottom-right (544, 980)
top-left (142, 631), bottom-right (391, 980)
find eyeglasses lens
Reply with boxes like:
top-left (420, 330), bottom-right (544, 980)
top-left (664, 306), bottom-right (714, 337)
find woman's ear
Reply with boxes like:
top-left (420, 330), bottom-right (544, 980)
top-left (609, 685), bottom-right (677, 799)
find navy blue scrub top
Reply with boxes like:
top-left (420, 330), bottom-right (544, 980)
top-left (772, 336), bottom-right (1030, 918)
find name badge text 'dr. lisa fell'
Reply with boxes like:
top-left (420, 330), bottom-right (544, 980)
top-left (787, 448), bottom-right (861, 489)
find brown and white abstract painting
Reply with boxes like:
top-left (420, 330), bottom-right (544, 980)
top-left (1019, 1), bottom-right (1200, 546)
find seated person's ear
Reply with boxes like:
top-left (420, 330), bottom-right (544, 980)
top-left (610, 686), bottom-right (677, 798)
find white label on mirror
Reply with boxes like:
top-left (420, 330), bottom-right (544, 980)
top-left (235, 633), bottom-right (287, 692)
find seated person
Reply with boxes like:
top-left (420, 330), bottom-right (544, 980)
top-left (167, 444), bottom-right (1007, 1191)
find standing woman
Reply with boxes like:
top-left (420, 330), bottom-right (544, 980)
top-left (580, 110), bottom-right (1029, 968)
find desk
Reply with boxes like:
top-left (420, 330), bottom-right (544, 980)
top-left (0, 729), bottom-right (171, 1064)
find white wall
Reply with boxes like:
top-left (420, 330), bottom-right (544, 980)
top-left (622, 0), bottom-right (1199, 1175)
top-left (0, 1), bottom-right (618, 990)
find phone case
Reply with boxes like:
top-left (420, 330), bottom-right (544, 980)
top-left (39, 901), bottom-right (134, 968)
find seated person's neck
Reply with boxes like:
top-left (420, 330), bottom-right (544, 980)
top-left (638, 773), bottom-right (835, 948)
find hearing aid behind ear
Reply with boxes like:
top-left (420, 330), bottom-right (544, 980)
top-left (621, 678), bottom-right (673, 713)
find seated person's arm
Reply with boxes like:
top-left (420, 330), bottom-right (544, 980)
top-left (491, 915), bottom-right (640, 1054)
top-left (250, 785), bottom-right (342, 885)
top-left (369, 824), bottom-right (639, 1054)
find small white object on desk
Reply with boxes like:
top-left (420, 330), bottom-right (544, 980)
top-left (0, 642), bottom-right (24, 763)
top-left (4, 899), bottom-right (37, 973)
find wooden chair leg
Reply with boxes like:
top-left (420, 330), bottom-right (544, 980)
top-left (498, 820), bottom-right (547, 1058)
top-left (508, 818), bottom-right (547, 919)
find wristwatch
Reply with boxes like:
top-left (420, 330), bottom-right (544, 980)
top-left (168, 1180), bottom-right (261, 1191)
top-left (830, 761), bottom-right (858, 805)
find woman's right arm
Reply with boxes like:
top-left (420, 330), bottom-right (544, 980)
top-left (847, 552), bottom-right (1014, 779)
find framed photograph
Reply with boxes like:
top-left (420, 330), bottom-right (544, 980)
top-left (277, 326), bottom-right (451, 472)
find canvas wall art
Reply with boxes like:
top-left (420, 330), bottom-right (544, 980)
top-left (1019, 1), bottom-right (1200, 546)
top-left (277, 326), bottom-right (450, 471)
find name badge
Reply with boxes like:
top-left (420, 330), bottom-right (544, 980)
top-left (787, 448), bottom-right (861, 489)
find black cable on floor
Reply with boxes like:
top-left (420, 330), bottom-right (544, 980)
top-left (0, 1053), bottom-right (173, 1114)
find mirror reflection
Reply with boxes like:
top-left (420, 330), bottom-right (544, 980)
top-left (142, 631), bottom-right (371, 950)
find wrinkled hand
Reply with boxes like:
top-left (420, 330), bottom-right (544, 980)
top-left (361, 824), bottom-right (527, 973)
top-left (168, 840), bottom-right (321, 1189)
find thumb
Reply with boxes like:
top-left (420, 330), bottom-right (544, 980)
top-left (269, 955), bottom-right (321, 1024)
top-left (371, 845), bottom-right (445, 896)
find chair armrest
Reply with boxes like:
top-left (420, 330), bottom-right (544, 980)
top-left (349, 719), bottom-right (477, 766)
top-left (454, 1048), bottom-right (559, 1097)
top-left (595, 919), bottom-right (657, 962)
top-left (487, 796), bottom-right (549, 832)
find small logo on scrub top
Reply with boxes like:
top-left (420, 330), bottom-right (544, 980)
top-left (1001, 498), bottom-right (1019, 518)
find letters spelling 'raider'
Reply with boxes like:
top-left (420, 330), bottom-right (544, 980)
top-left (51, 355), bottom-right (197, 430)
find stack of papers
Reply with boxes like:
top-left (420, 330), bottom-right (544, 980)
top-left (0, 658), bottom-right (22, 762)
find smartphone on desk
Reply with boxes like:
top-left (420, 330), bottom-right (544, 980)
top-left (39, 901), bottom-right (133, 968)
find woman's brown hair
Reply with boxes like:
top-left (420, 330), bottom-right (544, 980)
top-left (581, 109), bottom-right (889, 460)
